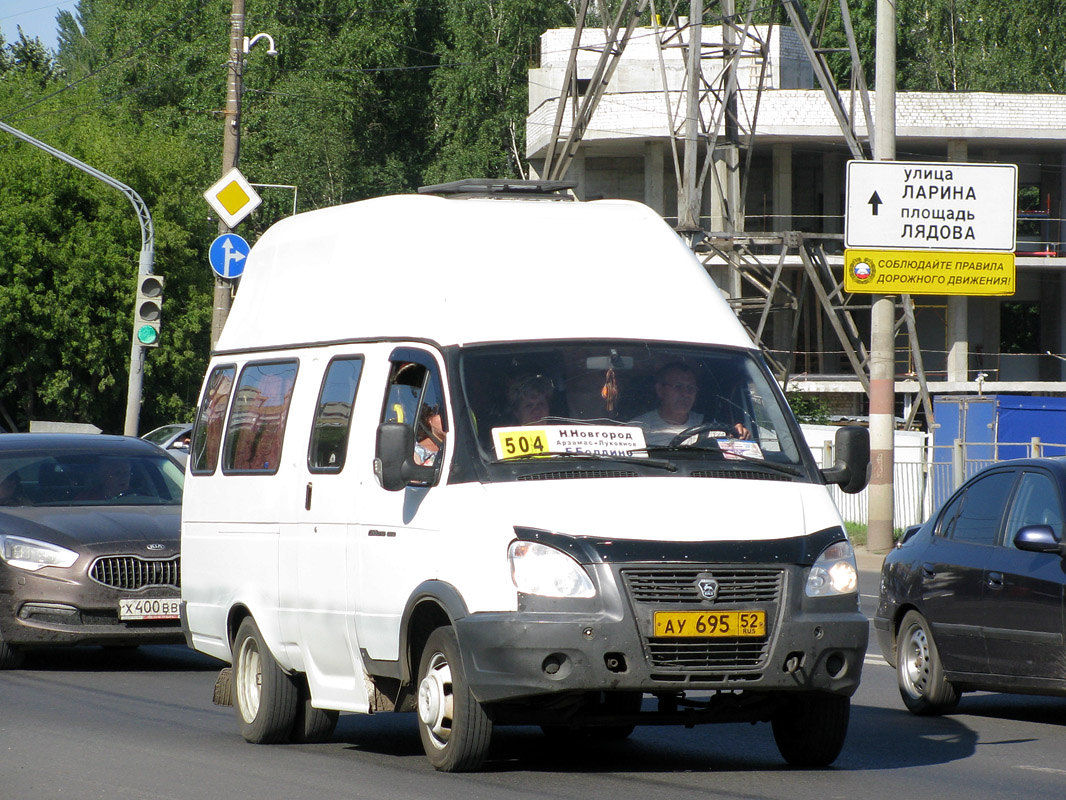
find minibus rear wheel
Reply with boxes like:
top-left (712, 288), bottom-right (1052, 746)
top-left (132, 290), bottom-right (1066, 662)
top-left (416, 626), bottom-right (493, 771)
top-left (233, 616), bottom-right (299, 744)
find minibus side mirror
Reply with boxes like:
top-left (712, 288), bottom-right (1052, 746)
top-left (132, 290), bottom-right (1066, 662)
top-left (374, 422), bottom-right (436, 491)
top-left (820, 425), bottom-right (870, 495)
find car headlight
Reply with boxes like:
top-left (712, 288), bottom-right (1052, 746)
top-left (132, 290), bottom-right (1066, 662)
top-left (0, 535), bottom-right (79, 571)
top-left (508, 540), bottom-right (596, 598)
top-left (805, 540), bottom-right (858, 597)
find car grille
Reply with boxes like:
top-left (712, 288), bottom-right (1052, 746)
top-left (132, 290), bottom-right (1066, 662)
top-left (620, 566), bottom-right (784, 676)
top-left (89, 556), bottom-right (181, 590)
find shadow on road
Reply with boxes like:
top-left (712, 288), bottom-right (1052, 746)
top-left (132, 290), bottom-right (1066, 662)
top-left (331, 701), bottom-right (981, 773)
top-left (16, 643), bottom-right (220, 672)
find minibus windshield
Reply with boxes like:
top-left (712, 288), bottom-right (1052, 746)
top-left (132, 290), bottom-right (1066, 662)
top-left (459, 341), bottom-right (807, 473)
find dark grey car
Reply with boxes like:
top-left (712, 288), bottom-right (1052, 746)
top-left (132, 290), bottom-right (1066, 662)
top-left (0, 434), bottom-right (185, 668)
top-left (875, 457), bottom-right (1066, 714)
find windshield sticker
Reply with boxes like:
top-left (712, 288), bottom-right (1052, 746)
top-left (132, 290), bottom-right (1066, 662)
top-left (492, 425), bottom-right (648, 460)
top-left (716, 440), bottom-right (764, 460)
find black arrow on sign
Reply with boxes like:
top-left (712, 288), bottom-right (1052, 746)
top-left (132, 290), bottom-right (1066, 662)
top-left (868, 191), bottom-right (883, 215)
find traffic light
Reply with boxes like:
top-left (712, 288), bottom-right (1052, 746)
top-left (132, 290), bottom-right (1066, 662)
top-left (134, 274), bottom-right (164, 347)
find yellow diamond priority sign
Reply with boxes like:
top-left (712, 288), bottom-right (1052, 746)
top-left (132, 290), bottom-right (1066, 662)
top-left (204, 168), bottom-right (262, 228)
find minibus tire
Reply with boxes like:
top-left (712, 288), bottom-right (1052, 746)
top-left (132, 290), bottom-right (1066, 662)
top-left (416, 626), bottom-right (492, 772)
top-left (293, 678), bottom-right (339, 743)
top-left (770, 693), bottom-right (849, 767)
top-left (0, 632), bottom-right (24, 669)
top-left (233, 617), bottom-right (299, 744)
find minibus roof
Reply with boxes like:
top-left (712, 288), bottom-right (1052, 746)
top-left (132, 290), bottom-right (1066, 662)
top-left (215, 194), bottom-right (753, 352)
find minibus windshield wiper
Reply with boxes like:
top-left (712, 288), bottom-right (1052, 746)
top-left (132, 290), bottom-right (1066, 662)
top-left (637, 446), bottom-right (804, 477)
top-left (488, 451), bottom-right (677, 472)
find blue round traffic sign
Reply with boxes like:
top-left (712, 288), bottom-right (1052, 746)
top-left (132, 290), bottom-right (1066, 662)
top-left (209, 234), bottom-right (250, 279)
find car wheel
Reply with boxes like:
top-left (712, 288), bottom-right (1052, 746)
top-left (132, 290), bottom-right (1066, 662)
top-left (0, 631), bottom-right (24, 669)
top-left (771, 693), bottom-right (850, 767)
top-left (896, 610), bottom-right (959, 715)
top-left (291, 678), bottom-right (339, 744)
top-left (416, 626), bottom-right (492, 772)
top-left (233, 616), bottom-right (299, 743)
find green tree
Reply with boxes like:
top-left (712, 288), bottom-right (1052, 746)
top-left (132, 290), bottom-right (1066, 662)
top-left (425, 0), bottom-right (572, 182)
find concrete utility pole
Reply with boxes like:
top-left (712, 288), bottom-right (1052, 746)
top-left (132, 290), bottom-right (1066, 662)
top-left (678, 0), bottom-right (703, 232)
top-left (211, 0), bottom-right (246, 350)
top-left (867, 0), bottom-right (897, 553)
top-left (0, 121), bottom-right (154, 437)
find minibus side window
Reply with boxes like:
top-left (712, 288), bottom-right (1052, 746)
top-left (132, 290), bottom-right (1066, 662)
top-left (190, 364), bottom-right (236, 475)
top-left (381, 360), bottom-right (447, 469)
top-left (309, 356), bottom-right (364, 473)
top-left (223, 360), bottom-right (299, 474)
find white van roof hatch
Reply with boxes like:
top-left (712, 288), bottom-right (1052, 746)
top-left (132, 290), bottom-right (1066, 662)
top-left (215, 193), bottom-right (753, 353)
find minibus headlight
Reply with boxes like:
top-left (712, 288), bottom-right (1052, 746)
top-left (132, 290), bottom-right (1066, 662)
top-left (508, 540), bottom-right (596, 599)
top-left (0, 535), bottom-right (79, 572)
top-left (805, 540), bottom-right (858, 597)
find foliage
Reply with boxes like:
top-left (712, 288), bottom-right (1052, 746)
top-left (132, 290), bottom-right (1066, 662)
top-left (2, 0), bottom-right (1066, 432)
top-left (786, 393), bottom-right (831, 425)
top-left (424, 0), bottom-right (572, 183)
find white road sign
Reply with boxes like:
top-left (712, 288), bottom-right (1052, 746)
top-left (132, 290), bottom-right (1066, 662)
top-left (845, 160), bottom-right (1017, 252)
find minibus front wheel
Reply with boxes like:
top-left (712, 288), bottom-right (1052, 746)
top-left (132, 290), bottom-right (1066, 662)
top-left (416, 626), bottom-right (493, 771)
top-left (233, 616), bottom-right (299, 744)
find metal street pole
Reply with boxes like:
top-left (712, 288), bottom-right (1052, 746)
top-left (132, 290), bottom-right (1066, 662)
top-left (211, 0), bottom-right (246, 350)
top-left (867, 0), bottom-right (897, 553)
top-left (0, 121), bottom-right (154, 437)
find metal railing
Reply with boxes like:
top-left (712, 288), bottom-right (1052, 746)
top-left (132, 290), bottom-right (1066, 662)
top-left (806, 435), bottom-right (1066, 528)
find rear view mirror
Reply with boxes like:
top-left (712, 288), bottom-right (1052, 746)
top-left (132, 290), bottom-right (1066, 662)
top-left (820, 426), bottom-right (870, 495)
top-left (374, 422), bottom-right (436, 491)
top-left (1014, 524), bottom-right (1066, 556)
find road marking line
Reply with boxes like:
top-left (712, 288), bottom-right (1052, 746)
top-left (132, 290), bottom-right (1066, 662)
top-left (864, 654), bottom-right (889, 666)
top-left (1016, 765), bottom-right (1066, 775)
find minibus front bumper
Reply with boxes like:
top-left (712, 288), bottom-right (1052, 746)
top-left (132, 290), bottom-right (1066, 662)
top-left (454, 599), bottom-right (868, 705)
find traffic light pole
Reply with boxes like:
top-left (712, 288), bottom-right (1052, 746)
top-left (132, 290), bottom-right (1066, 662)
top-left (0, 120), bottom-right (155, 437)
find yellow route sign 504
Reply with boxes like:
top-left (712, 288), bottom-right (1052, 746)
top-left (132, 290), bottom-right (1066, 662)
top-left (844, 249), bottom-right (1015, 296)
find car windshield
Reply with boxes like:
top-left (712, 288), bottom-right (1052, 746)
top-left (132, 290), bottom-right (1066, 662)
top-left (0, 451), bottom-right (185, 507)
top-left (459, 341), bottom-right (806, 473)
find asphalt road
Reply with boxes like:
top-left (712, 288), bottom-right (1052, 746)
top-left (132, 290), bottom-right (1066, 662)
top-left (2, 562), bottom-right (1065, 800)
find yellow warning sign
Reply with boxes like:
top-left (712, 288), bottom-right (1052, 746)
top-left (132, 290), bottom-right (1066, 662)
top-left (844, 249), bottom-right (1015, 296)
top-left (203, 168), bottom-right (262, 229)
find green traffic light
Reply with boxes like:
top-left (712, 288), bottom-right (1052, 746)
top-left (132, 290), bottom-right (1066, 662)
top-left (137, 325), bottom-right (160, 345)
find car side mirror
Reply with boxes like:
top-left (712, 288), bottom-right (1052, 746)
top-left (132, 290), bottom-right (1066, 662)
top-left (820, 425), bottom-right (870, 495)
top-left (1013, 524), bottom-right (1066, 556)
top-left (373, 422), bottom-right (436, 492)
top-left (898, 524), bottom-right (922, 547)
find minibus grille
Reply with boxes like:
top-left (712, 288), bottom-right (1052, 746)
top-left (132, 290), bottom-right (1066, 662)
top-left (622, 567), bottom-right (782, 604)
top-left (621, 566), bottom-right (783, 674)
top-left (90, 556), bottom-right (181, 590)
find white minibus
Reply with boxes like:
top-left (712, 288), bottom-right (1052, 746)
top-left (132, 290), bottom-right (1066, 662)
top-left (180, 185), bottom-right (869, 772)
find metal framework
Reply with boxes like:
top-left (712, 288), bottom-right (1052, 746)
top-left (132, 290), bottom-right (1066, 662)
top-left (536, 0), bottom-right (932, 428)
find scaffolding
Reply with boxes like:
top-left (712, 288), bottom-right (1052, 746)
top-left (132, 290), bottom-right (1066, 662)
top-left (534, 0), bottom-right (932, 429)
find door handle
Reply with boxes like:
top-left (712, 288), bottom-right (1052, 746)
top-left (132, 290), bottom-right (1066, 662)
top-left (921, 563), bottom-right (935, 577)
top-left (987, 571), bottom-right (1004, 588)
top-left (305, 482), bottom-right (312, 511)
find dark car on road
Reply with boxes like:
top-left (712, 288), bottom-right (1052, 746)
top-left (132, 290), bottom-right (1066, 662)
top-left (0, 434), bottom-right (185, 668)
top-left (875, 457), bottom-right (1066, 714)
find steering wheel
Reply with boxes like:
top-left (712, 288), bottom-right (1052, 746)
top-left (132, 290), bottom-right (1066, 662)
top-left (667, 422), bottom-right (737, 448)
